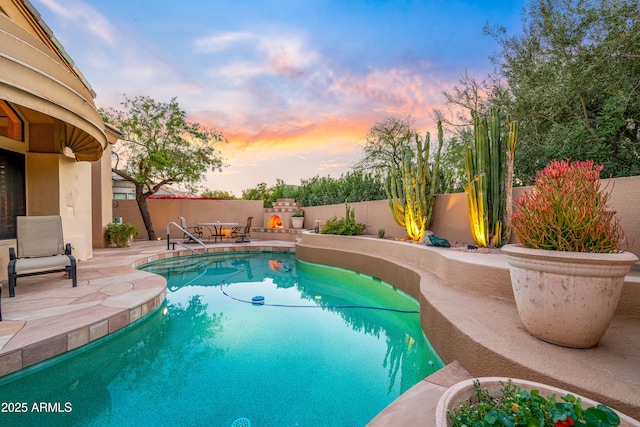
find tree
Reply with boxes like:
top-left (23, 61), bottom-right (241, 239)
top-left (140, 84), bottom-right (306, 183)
top-left (354, 115), bottom-right (419, 176)
top-left (486, 0), bottom-right (640, 183)
top-left (101, 95), bottom-right (227, 240)
top-left (437, 131), bottom-right (473, 193)
top-left (241, 182), bottom-right (268, 203)
top-left (201, 189), bottom-right (236, 200)
top-left (296, 172), bottom-right (386, 207)
top-left (241, 181), bottom-right (298, 208)
top-left (437, 69), bottom-right (516, 193)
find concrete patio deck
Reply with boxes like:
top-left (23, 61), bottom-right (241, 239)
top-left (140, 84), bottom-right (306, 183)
top-left (0, 239), bottom-right (295, 377)
top-left (0, 238), bottom-right (638, 425)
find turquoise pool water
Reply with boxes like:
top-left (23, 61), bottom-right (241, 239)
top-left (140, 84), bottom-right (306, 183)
top-left (0, 252), bottom-right (443, 426)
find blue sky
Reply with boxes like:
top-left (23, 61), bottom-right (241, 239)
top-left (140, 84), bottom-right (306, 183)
top-left (33, 0), bottom-right (526, 196)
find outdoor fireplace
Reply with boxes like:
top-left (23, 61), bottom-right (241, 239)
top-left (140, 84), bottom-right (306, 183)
top-left (264, 198), bottom-right (301, 230)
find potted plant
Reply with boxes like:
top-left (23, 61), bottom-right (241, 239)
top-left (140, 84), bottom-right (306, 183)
top-left (105, 222), bottom-right (139, 247)
top-left (437, 377), bottom-right (635, 427)
top-left (502, 159), bottom-right (637, 348)
top-left (291, 210), bottom-right (305, 229)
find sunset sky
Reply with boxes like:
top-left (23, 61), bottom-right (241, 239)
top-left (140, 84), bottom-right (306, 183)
top-left (33, 0), bottom-right (526, 197)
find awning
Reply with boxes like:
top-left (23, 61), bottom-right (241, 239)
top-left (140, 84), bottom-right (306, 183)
top-left (0, 12), bottom-right (107, 161)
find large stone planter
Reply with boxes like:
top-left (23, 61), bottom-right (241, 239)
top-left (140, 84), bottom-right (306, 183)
top-left (291, 216), bottom-right (304, 229)
top-left (502, 244), bottom-right (638, 348)
top-left (436, 377), bottom-right (640, 427)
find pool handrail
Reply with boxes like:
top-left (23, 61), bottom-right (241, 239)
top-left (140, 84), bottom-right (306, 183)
top-left (166, 221), bottom-right (207, 254)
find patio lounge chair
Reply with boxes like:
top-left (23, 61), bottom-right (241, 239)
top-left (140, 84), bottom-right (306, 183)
top-left (7, 215), bottom-right (77, 298)
top-left (234, 216), bottom-right (253, 243)
top-left (178, 216), bottom-right (203, 242)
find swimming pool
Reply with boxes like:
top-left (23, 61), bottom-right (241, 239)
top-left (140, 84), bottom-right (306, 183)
top-left (0, 252), bottom-right (442, 426)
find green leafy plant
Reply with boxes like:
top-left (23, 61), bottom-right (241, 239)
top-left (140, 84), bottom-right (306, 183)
top-left (512, 159), bottom-right (629, 252)
top-left (320, 203), bottom-right (367, 236)
top-left (292, 210), bottom-right (304, 217)
top-left (449, 380), bottom-right (621, 427)
top-left (105, 223), bottom-right (139, 247)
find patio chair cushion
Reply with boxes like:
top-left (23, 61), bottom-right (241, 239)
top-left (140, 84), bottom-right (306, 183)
top-left (12, 254), bottom-right (73, 274)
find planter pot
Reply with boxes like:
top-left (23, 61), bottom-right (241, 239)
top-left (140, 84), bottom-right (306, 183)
top-left (436, 377), bottom-right (640, 427)
top-left (502, 244), bottom-right (638, 348)
top-left (291, 216), bottom-right (304, 229)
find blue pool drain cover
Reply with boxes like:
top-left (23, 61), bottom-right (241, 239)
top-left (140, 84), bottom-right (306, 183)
top-left (232, 417), bottom-right (251, 427)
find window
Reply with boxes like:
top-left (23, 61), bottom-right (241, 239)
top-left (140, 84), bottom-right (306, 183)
top-left (0, 100), bottom-right (24, 142)
top-left (0, 149), bottom-right (26, 239)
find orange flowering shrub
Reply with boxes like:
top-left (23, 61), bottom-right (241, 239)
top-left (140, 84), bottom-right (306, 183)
top-left (512, 159), bottom-right (629, 252)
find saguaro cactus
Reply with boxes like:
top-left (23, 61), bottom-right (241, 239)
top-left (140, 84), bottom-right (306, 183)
top-left (465, 109), bottom-right (518, 248)
top-left (386, 121), bottom-right (443, 242)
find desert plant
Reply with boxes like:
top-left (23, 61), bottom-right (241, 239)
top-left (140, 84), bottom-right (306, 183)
top-left (377, 228), bottom-right (385, 239)
top-left (320, 203), bottom-right (367, 236)
top-left (511, 159), bottom-right (629, 253)
top-left (465, 108), bottom-right (518, 248)
top-left (386, 121), bottom-right (443, 242)
top-left (105, 222), bottom-right (139, 247)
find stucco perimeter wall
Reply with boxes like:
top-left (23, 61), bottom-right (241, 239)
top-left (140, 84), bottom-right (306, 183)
top-left (302, 175), bottom-right (640, 260)
top-left (108, 175), bottom-right (640, 258)
top-left (112, 199), bottom-right (264, 240)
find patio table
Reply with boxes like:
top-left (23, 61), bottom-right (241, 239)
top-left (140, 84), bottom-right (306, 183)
top-left (197, 222), bottom-right (239, 242)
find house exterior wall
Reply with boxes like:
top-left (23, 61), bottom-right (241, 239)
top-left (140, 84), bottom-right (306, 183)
top-left (24, 153), bottom-right (93, 260)
top-left (58, 158), bottom-right (92, 260)
top-left (91, 142), bottom-right (116, 248)
top-left (25, 153), bottom-right (60, 215)
top-left (0, 152), bottom-right (94, 281)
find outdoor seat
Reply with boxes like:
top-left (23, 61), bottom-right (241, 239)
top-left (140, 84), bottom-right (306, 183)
top-left (234, 216), bottom-right (253, 243)
top-left (178, 216), bottom-right (203, 242)
top-left (7, 215), bottom-right (77, 298)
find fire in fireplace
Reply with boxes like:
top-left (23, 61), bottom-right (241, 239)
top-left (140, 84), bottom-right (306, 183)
top-left (268, 215), bottom-right (283, 228)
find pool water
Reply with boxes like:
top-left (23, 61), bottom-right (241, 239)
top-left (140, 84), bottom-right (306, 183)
top-left (0, 252), bottom-right (443, 426)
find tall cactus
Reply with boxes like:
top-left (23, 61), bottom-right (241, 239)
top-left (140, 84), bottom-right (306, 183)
top-left (386, 121), bottom-right (444, 242)
top-left (464, 109), bottom-right (518, 248)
